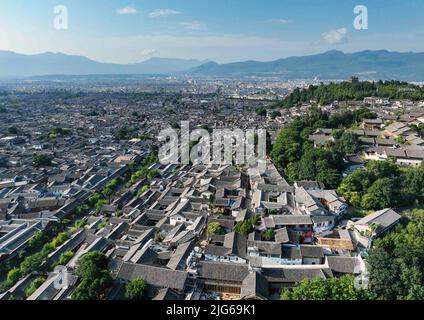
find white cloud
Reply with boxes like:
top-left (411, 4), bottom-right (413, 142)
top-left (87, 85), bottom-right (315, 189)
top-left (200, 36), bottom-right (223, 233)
top-left (179, 21), bottom-right (205, 31)
top-left (140, 49), bottom-right (157, 56)
top-left (117, 6), bottom-right (138, 15)
top-left (322, 28), bottom-right (348, 44)
top-left (270, 19), bottom-right (293, 24)
top-left (149, 9), bottom-right (181, 18)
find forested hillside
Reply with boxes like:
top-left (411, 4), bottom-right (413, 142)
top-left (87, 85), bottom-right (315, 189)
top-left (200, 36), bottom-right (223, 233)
top-left (279, 81), bottom-right (424, 108)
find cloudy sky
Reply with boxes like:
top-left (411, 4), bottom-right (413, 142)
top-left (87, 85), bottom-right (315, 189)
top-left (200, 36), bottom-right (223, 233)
top-left (0, 0), bottom-right (423, 64)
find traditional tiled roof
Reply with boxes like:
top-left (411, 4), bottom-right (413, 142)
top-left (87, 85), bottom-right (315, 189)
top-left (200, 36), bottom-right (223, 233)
top-left (196, 261), bottom-right (249, 283)
top-left (354, 208), bottom-right (401, 230)
top-left (117, 262), bottom-right (188, 291)
top-left (327, 256), bottom-right (363, 274)
top-left (240, 271), bottom-right (269, 300)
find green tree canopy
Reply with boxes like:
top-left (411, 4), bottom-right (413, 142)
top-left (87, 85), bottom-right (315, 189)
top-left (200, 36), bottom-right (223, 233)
top-left (25, 276), bottom-right (47, 298)
top-left (338, 160), bottom-right (420, 210)
top-left (281, 276), bottom-right (373, 300)
top-left (32, 154), bottom-right (52, 167)
top-left (72, 251), bottom-right (112, 300)
top-left (261, 229), bottom-right (275, 242)
top-left (367, 209), bottom-right (424, 300)
top-left (125, 278), bottom-right (148, 300)
top-left (207, 222), bottom-right (224, 236)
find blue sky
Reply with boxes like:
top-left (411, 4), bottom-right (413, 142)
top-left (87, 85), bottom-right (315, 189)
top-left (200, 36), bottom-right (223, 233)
top-left (0, 0), bottom-right (423, 63)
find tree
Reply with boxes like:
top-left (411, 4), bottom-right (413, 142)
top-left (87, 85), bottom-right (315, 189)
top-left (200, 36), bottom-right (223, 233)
top-left (32, 154), bottom-right (52, 167)
top-left (7, 126), bottom-right (18, 135)
top-left (48, 127), bottom-right (70, 139)
top-left (262, 229), bottom-right (275, 242)
top-left (284, 162), bottom-right (300, 182)
top-left (6, 268), bottom-right (21, 285)
top-left (95, 199), bottom-right (109, 212)
top-left (88, 192), bottom-right (102, 206)
top-left (270, 110), bottom-right (281, 119)
top-left (337, 160), bottom-right (417, 210)
top-left (28, 231), bottom-right (44, 250)
top-left (336, 131), bottom-right (361, 155)
top-left (271, 106), bottom-right (355, 185)
top-left (115, 127), bottom-right (136, 140)
top-left (255, 107), bottom-right (267, 117)
top-left (367, 247), bottom-right (402, 299)
top-left (72, 274), bottom-right (112, 300)
top-left (281, 276), bottom-right (372, 300)
top-left (207, 222), bottom-right (224, 236)
top-left (72, 251), bottom-right (112, 300)
top-left (57, 251), bottom-right (74, 266)
top-left (402, 167), bottom-right (424, 203)
top-left (367, 209), bottom-right (424, 300)
top-left (297, 147), bottom-right (343, 183)
top-left (102, 179), bottom-right (118, 198)
top-left (125, 278), bottom-right (147, 300)
top-left (170, 121), bottom-right (180, 129)
top-left (51, 232), bottom-right (70, 248)
top-left (20, 252), bottom-right (46, 275)
top-left (75, 251), bottom-right (109, 280)
top-left (25, 277), bottom-right (46, 298)
top-left (278, 81), bottom-right (424, 109)
top-left (365, 160), bottom-right (400, 180)
top-left (234, 219), bottom-right (254, 236)
top-left (395, 136), bottom-right (407, 144)
top-left (271, 127), bottom-right (302, 170)
top-left (361, 178), bottom-right (397, 210)
top-left (74, 219), bottom-right (87, 229)
top-left (147, 170), bottom-right (160, 181)
top-left (75, 204), bottom-right (90, 215)
top-left (317, 169), bottom-right (342, 189)
top-left (140, 185), bottom-right (149, 194)
top-left (338, 168), bottom-right (372, 203)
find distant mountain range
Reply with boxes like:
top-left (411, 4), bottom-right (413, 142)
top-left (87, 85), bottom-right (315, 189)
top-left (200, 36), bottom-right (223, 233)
top-left (187, 50), bottom-right (424, 81)
top-left (0, 51), bottom-right (208, 78)
top-left (1, 50), bottom-right (424, 81)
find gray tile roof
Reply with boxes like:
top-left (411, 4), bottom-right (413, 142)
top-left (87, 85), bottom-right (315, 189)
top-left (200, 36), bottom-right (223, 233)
top-left (196, 261), bottom-right (249, 283)
top-left (152, 288), bottom-right (181, 300)
top-left (281, 246), bottom-right (301, 260)
top-left (300, 245), bottom-right (324, 258)
top-left (354, 208), bottom-right (401, 229)
top-left (117, 262), bottom-right (188, 291)
top-left (166, 241), bottom-right (194, 270)
top-left (274, 227), bottom-right (289, 243)
top-left (270, 215), bottom-right (313, 226)
top-left (224, 232), bottom-right (247, 259)
top-left (262, 268), bottom-right (327, 283)
top-left (327, 256), bottom-right (362, 274)
top-left (240, 271), bottom-right (269, 300)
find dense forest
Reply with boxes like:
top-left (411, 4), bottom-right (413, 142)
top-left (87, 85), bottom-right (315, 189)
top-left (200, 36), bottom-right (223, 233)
top-left (271, 107), bottom-right (376, 189)
top-left (278, 80), bottom-right (424, 108)
top-left (367, 209), bottom-right (424, 299)
top-left (338, 161), bottom-right (424, 210)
